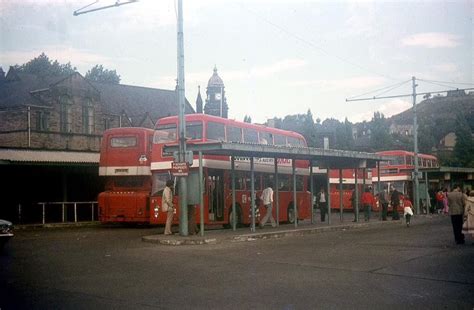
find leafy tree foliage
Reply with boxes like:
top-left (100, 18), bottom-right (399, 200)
top-left (14, 52), bottom-right (76, 76)
top-left (85, 64), bottom-right (120, 84)
top-left (243, 115), bottom-right (252, 123)
top-left (452, 113), bottom-right (474, 167)
top-left (369, 112), bottom-right (393, 151)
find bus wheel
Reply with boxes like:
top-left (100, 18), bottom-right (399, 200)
top-left (287, 204), bottom-right (296, 224)
top-left (224, 205), bottom-right (242, 229)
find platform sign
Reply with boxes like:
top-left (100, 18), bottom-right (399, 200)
top-left (171, 162), bottom-right (189, 176)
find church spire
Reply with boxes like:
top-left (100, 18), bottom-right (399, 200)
top-left (196, 85), bottom-right (203, 113)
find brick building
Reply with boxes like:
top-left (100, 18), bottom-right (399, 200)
top-left (0, 67), bottom-right (194, 223)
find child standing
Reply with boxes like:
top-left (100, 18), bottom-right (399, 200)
top-left (403, 197), bottom-right (414, 227)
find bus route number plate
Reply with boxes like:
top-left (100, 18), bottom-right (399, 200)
top-left (171, 162), bottom-right (189, 176)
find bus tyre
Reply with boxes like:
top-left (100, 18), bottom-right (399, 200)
top-left (225, 205), bottom-right (242, 229)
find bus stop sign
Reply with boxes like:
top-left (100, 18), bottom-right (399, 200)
top-left (171, 162), bottom-right (189, 176)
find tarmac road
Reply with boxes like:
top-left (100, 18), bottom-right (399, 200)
top-left (0, 215), bottom-right (473, 309)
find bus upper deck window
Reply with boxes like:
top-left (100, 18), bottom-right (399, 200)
top-left (259, 132), bottom-right (272, 145)
top-left (110, 136), bottom-right (137, 148)
top-left (186, 121), bottom-right (203, 140)
top-left (154, 124), bottom-right (177, 143)
top-left (274, 135), bottom-right (286, 146)
top-left (227, 126), bottom-right (242, 143)
top-left (244, 129), bottom-right (258, 143)
top-left (207, 121), bottom-right (225, 141)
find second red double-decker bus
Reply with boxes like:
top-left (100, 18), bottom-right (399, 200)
top-left (98, 127), bottom-right (154, 223)
top-left (149, 114), bottom-right (312, 227)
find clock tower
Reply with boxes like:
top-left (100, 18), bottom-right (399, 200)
top-left (204, 66), bottom-right (228, 118)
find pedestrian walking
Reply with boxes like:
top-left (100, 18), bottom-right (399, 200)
top-left (351, 189), bottom-right (359, 222)
top-left (403, 197), bottom-right (414, 227)
top-left (162, 180), bottom-right (175, 235)
top-left (447, 184), bottom-right (465, 245)
top-left (462, 190), bottom-right (474, 241)
top-left (259, 182), bottom-right (276, 228)
top-left (317, 187), bottom-right (328, 222)
top-left (378, 186), bottom-right (389, 221)
top-left (390, 187), bottom-right (401, 220)
top-left (361, 187), bottom-right (375, 221)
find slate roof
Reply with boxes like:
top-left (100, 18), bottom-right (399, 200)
top-left (0, 68), bottom-right (195, 123)
top-left (0, 148), bottom-right (99, 164)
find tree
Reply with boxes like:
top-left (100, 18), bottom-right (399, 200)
top-left (452, 113), bottom-right (474, 167)
top-left (14, 52), bottom-right (76, 76)
top-left (243, 115), bottom-right (252, 123)
top-left (369, 112), bottom-right (393, 151)
top-left (85, 65), bottom-right (120, 84)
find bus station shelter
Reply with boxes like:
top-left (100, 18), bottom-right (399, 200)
top-left (164, 142), bottom-right (387, 236)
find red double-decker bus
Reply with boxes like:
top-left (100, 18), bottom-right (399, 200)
top-left (372, 150), bottom-right (439, 211)
top-left (98, 127), bottom-right (154, 223)
top-left (149, 114), bottom-right (312, 227)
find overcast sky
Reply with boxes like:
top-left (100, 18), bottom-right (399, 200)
top-left (1, 0), bottom-right (472, 124)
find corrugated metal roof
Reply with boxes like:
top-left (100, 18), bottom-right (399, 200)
top-left (0, 149), bottom-right (99, 164)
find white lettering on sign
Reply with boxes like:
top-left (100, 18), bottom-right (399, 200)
top-left (234, 157), bottom-right (292, 166)
top-left (171, 162), bottom-right (189, 176)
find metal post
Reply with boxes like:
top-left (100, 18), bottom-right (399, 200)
top-left (18, 204), bottom-right (22, 224)
top-left (425, 171), bottom-right (429, 215)
top-left (42, 203), bottom-right (45, 225)
top-left (292, 159), bottom-right (297, 228)
top-left (231, 155), bottom-right (236, 231)
top-left (310, 161), bottom-right (314, 224)
top-left (377, 162), bottom-right (382, 220)
top-left (74, 203), bottom-right (77, 223)
top-left (274, 158), bottom-right (279, 227)
top-left (199, 151), bottom-right (204, 236)
top-left (27, 106), bottom-right (31, 147)
top-left (355, 168), bottom-right (359, 222)
top-left (91, 202), bottom-right (95, 221)
top-left (327, 168), bottom-right (331, 225)
top-left (250, 157), bottom-right (255, 232)
top-left (177, 0), bottom-right (188, 236)
top-left (412, 76), bottom-right (420, 214)
top-left (339, 169), bottom-right (343, 222)
top-left (62, 203), bottom-right (65, 222)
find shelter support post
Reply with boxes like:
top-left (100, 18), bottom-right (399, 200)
top-left (293, 159), bottom-right (298, 228)
top-left (274, 158), bottom-right (280, 227)
top-left (355, 168), bottom-right (359, 222)
top-left (199, 152), bottom-right (204, 236)
top-left (327, 167), bottom-right (331, 225)
top-left (251, 157), bottom-right (256, 232)
top-left (231, 155), bottom-right (236, 231)
top-left (339, 169), bottom-right (343, 222)
top-left (424, 171), bottom-right (429, 215)
top-left (377, 162), bottom-right (381, 220)
top-left (310, 161), bottom-right (314, 224)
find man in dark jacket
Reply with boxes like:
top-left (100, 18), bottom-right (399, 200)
top-left (447, 185), bottom-right (465, 244)
top-left (390, 187), bottom-right (401, 220)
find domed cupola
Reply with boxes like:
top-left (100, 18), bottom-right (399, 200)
top-left (204, 66), bottom-right (228, 118)
top-left (207, 66), bottom-right (224, 87)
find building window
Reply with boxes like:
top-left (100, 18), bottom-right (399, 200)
top-left (60, 95), bottom-right (72, 133)
top-left (36, 111), bottom-right (49, 131)
top-left (82, 99), bottom-right (94, 134)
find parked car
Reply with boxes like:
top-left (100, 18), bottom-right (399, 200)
top-left (0, 219), bottom-right (14, 249)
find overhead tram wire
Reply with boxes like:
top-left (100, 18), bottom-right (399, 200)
top-left (418, 79), bottom-right (474, 86)
top-left (346, 79), bottom-right (411, 101)
top-left (237, 4), bottom-right (401, 83)
top-left (417, 79), bottom-right (474, 90)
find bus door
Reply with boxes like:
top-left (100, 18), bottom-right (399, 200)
top-left (207, 169), bottom-right (224, 221)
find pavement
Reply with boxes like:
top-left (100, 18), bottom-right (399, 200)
top-left (141, 212), bottom-right (430, 245)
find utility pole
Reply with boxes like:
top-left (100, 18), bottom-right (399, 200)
top-left (346, 79), bottom-right (474, 215)
top-left (412, 77), bottom-right (420, 214)
top-left (177, 0), bottom-right (188, 236)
